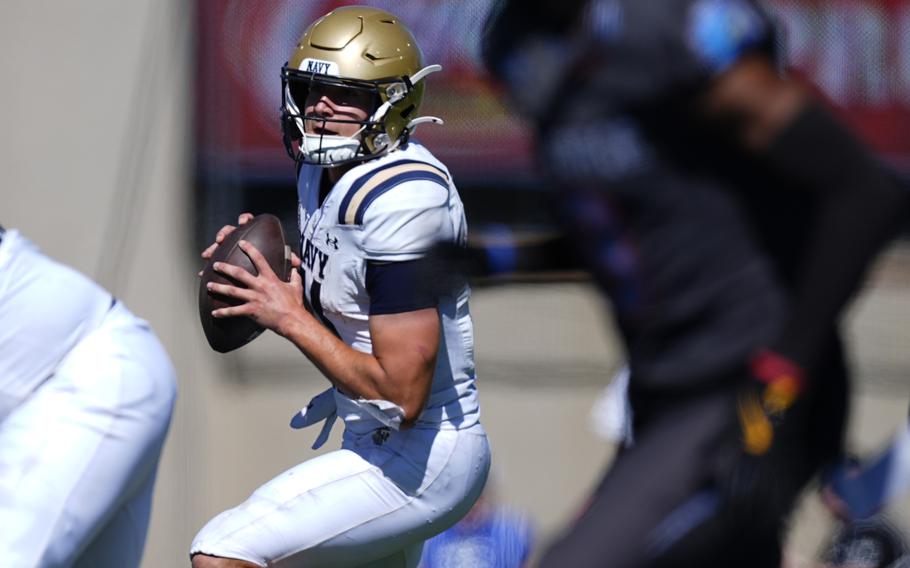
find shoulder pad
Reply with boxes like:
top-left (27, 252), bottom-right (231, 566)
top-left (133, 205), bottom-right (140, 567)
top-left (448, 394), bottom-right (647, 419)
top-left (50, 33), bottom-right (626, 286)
top-left (338, 159), bottom-right (449, 226)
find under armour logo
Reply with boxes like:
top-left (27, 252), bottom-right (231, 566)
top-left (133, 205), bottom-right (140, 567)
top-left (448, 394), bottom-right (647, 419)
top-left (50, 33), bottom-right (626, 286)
top-left (372, 427), bottom-right (390, 445)
top-left (325, 233), bottom-right (339, 250)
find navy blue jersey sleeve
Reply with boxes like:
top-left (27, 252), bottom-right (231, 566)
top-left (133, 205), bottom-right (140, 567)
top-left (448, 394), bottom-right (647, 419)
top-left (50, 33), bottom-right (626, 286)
top-left (366, 259), bottom-right (438, 316)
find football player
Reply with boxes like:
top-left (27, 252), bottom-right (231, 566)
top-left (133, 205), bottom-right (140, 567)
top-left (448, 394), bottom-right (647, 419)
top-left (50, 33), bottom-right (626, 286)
top-left (0, 225), bottom-right (177, 567)
top-left (480, 0), bottom-right (909, 566)
top-left (191, 7), bottom-right (490, 568)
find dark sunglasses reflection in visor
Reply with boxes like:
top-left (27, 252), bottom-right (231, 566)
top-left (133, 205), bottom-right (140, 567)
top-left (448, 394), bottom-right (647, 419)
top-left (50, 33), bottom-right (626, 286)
top-left (286, 74), bottom-right (381, 113)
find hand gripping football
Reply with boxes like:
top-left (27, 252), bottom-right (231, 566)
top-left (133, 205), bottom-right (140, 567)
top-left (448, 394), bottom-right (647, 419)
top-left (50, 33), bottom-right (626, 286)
top-left (199, 214), bottom-right (292, 353)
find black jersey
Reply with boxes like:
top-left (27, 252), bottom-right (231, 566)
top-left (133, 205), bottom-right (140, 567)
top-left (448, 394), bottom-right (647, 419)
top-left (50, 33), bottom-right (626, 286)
top-left (495, 0), bottom-right (808, 390)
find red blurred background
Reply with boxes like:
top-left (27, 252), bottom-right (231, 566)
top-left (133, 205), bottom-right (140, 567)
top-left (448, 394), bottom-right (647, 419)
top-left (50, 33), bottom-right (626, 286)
top-left (194, 0), bottom-right (910, 238)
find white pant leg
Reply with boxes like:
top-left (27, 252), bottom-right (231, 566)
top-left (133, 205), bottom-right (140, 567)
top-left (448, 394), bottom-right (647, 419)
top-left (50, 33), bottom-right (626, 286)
top-left (73, 465), bottom-right (159, 568)
top-left (351, 542), bottom-right (424, 568)
top-left (191, 424), bottom-right (490, 568)
top-left (0, 303), bottom-right (177, 568)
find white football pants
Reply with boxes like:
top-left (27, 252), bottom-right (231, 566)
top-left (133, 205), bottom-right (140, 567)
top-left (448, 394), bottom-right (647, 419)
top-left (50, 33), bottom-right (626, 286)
top-left (191, 423), bottom-right (490, 567)
top-left (0, 302), bottom-right (177, 567)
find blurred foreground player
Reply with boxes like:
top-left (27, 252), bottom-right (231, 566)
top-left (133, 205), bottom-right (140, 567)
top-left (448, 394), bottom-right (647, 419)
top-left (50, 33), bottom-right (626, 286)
top-left (0, 226), bottom-right (176, 567)
top-left (191, 7), bottom-right (490, 568)
top-left (482, 0), bottom-right (909, 565)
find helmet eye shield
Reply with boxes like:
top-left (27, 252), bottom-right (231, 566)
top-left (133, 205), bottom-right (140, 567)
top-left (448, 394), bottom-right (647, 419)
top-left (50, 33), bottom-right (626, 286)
top-left (281, 66), bottom-right (391, 165)
top-left (280, 8), bottom-right (444, 166)
top-left (283, 68), bottom-right (382, 123)
top-left (279, 56), bottom-right (441, 166)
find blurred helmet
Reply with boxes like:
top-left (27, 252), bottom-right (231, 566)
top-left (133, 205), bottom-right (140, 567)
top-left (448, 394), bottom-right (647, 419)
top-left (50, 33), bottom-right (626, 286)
top-left (281, 6), bottom-right (442, 166)
top-left (820, 517), bottom-right (908, 568)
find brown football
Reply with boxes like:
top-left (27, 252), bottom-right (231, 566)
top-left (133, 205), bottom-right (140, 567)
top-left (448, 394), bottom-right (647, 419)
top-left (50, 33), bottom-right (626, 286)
top-left (199, 214), bottom-right (292, 353)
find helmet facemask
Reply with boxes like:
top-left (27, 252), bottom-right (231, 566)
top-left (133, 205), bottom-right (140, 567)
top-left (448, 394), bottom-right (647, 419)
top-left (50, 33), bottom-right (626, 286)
top-left (282, 70), bottom-right (378, 166)
top-left (281, 6), bottom-right (444, 167)
top-left (281, 64), bottom-right (442, 167)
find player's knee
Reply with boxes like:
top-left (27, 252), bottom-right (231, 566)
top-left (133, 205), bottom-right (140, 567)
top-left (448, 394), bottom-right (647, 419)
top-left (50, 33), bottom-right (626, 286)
top-left (190, 554), bottom-right (219, 568)
top-left (191, 553), bottom-right (261, 568)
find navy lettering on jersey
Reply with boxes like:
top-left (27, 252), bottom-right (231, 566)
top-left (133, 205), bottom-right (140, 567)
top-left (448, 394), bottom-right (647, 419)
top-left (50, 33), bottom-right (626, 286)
top-left (308, 279), bottom-right (340, 337)
top-left (297, 234), bottom-right (340, 338)
top-left (301, 236), bottom-right (330, 280)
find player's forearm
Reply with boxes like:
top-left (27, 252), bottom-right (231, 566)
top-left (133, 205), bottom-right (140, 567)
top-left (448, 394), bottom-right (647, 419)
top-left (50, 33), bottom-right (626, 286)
top-left (277, 311), bottom-right (427, 420)
top-left (457, 233), bottom-right (575, 277)
top-left (278, 310), bottom-right (385, 397)
top-left (762, 103), bottom-right (908, 370)
top-left (703, 56), bottom-right (909, 371)
top-left (488, 233), bottom-right (575, 274)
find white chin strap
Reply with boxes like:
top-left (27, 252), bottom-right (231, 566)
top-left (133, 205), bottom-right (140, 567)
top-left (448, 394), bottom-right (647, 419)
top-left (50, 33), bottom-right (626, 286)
top-left (286, 82), bottom-right (366, 166)
top-left (299, 132), bottom-right (364, 166)
top-left (290, 64), bottom-right (445, 166)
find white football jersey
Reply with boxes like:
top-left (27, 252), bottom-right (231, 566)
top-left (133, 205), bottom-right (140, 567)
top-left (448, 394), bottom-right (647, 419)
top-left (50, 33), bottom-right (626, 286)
top-left (297, 141), bottom-right (480, 432)
top-left (0, 230), bottom-right (113, 405)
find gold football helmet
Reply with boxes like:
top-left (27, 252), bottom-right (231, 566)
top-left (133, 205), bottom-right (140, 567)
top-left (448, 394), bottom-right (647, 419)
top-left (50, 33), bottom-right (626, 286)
top-left (281, 6), bottom-right (442, 166)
